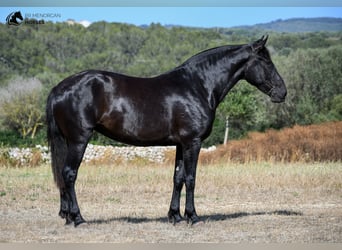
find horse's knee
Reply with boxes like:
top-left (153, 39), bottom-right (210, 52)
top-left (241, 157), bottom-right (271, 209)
top-left (174, 174), bottom-right (184, 187)
top-left (185, 175), bottom-right (195, 190)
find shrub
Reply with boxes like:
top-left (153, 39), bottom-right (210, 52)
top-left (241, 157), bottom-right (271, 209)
top-left (199, 121), bottom-right (342, 164)
top-left (0, 77), bottom-right (44, 139)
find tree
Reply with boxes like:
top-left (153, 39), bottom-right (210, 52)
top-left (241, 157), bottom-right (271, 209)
top-left (0, 77), bottom-right (44, 138)
top-left (203, 81), bottom-right (260, 146)
top-left (328, 94), bottom-right (342, 121)
top-left (271, 46), bottom-right (342, 126)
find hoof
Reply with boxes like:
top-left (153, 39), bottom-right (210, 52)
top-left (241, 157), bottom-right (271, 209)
top-left (60, 213), bottom-right (86, 227)
top-left (184, 212), bottom-right (201, 225)
top-left (65, 218), bottom-right (73, 226)
top-left (74, 214), bottom-right (86, 227)
top-left (60, 212), bottom-right (73, 226)
top-left (168, 210), bottom-right (184, 225)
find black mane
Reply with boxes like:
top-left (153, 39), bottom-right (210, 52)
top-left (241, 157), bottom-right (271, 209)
top-left (180, 44), bottom-right (245, 67)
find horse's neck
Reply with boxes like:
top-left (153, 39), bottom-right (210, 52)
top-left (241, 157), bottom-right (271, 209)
top-left (188, 47), bottom-right (250, 109)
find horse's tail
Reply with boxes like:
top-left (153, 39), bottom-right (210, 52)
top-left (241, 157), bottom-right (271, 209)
top-left (46, 92), bottom-right (67, 190)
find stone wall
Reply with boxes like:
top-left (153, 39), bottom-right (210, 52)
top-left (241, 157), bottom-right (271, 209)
top-left (83, 144), bottom-right (175, 163)
top-left (2, 144), bottom-right (216, 166)
top-left (3, 144), bottom-right (176, 166)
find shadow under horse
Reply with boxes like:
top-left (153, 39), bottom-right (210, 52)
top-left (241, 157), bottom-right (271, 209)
top-left (88, 210), bottom-right (303, 225)
top-left (46, 36), bottom-right (287, 227)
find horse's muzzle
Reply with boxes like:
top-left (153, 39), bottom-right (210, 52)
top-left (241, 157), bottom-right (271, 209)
top-left (270, 86), bottom-right (287, 103)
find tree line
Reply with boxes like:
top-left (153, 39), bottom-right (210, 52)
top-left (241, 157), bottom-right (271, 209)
top-left (0, 21), bottom-right (341, 147)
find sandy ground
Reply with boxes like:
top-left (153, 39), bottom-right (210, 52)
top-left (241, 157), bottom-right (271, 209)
top-left (0, 162), bottom-right (341, 242)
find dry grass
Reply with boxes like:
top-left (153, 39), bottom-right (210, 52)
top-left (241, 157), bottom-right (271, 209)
top-left (0, 162), bottom-right (341, 243)
top-left (199, 121), bottom-right (342, 164)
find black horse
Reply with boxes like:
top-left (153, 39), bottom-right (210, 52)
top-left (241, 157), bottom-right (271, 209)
top-left (46, 36), bottom-right (286, 227)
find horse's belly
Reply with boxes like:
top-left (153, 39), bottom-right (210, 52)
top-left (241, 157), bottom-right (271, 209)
top-left (96, 112), bottom-right (173, 146)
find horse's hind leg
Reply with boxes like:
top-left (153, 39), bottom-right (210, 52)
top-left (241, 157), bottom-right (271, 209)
top-left (59, 189), bottom-right (73, 225)
top-left (60, 137), bottom-right (90, 227)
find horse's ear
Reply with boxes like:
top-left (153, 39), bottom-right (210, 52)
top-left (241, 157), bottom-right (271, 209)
top-left (251, 35), bottom-right (268, 52)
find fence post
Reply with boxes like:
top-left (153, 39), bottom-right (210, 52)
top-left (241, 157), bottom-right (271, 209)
top-left (224, 116), bottom-right (229, 145)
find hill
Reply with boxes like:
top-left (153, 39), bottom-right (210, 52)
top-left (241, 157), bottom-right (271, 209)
top-left (233, 17), bottom-right (342, 33)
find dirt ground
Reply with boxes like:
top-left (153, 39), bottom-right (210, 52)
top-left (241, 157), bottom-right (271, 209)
top-left (0, 162), bottom-right (341, 243)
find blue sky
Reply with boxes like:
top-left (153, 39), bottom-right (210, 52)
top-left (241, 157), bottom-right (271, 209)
top-left (1, 7), bottom-right (341, 28)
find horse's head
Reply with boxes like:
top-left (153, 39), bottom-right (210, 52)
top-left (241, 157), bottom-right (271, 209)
top-left (244, 36), bottom-right (287, 103)
top-left (15, 11), bottom-right (24, 21)
top-left (6, 11), bottom-right (23, 26)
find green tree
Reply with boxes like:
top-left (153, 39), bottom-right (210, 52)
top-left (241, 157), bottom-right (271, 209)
top-left (328, 94), bottom-right (342, 120)
top-left (204, 82), bottom-right (260, 146)
top-left (273, 46), bottom-right (342, 126)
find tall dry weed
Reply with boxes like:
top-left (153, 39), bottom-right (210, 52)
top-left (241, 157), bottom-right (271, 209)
top-left (199, 121), bottom-right (342, 164)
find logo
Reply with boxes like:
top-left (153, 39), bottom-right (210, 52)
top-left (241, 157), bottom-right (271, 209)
top-left (6, 11), bottom-right (23, 26)
top-left (6, 11), bottom-right (62, 27)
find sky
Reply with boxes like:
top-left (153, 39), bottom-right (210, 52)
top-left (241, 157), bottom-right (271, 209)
top-left (1, 7), bottom-right (342, 28)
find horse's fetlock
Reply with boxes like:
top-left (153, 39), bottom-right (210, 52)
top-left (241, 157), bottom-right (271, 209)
top-left (168, 209), bottom-right (183, 224)
top-left (70, 207), bottom-right (80, 216)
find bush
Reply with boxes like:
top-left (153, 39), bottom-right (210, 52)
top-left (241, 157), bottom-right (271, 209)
top-left (0, 129), bottom-right (46, 148)
top-left (199, 121), bottom-right (342, 164)
top-left (0, 77), bottom-right (44, 139)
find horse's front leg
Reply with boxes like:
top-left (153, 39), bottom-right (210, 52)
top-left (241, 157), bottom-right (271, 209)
top-left (168, 145), bottom-right (185, 224)
top-left (183, 139), bottom-right (201, 224)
